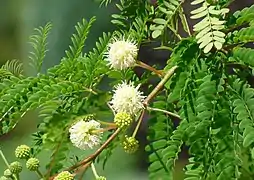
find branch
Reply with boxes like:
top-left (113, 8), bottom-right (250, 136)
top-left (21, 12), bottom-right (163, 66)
top-left (147, 107), bottom-right (180, 119)
top-left (136, 61), bottom-right (165, 77)
top-left (49, 128), bottom-right (121, 179)
top-left (133, 66), bottom-right (178, 137)
top-left (144, 66), bottom-right (178, 106)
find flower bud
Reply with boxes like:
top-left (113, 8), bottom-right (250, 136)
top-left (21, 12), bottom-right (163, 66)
top-left (9, 161), bottom-right (22, 174)
top-left (15, 145), bottom-right (31, 159)
top-left (53, 171), bottom-right (74, 180)
top-left (3, 169), bottom-right (12, 177)
top-left (26, 158), bottom-right (40, 171)
top-left (122, 135), bottom-right (139, 154)
top-left (114, 112), bottom-right (133, 128)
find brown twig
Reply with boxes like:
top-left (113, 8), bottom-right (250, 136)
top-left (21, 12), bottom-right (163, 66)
top-left (49, 128), bottom-right (121, 179)
top-left (132, 66), bottom-right (178, 137)
top-left (144, 66), bottom-right (178, 106)
top-left (77, 161), bottom-right (92, 180)
top-left (136, 61), bottom-right (165, 77)
top-left (70, 128), bottom-right (120, 170)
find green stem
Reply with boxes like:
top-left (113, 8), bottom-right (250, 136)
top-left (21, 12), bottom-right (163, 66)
top-left (11, 174), bottom-right (20, 180)
top-left (0, 148), bottom-right (10, 168)
top-left (167, 25), bottom-right (182, 40)
top-left (147, 107), bottom-right (180, 119)
top-left (36, 169), bottom-right (44, 179)
top-left (154, 46), bottom-right (173, 52)
top-left (132, 110), bottom-right (145, 138)
top-left (91, 162), bottom-right (99, 179)
top-left (179, 7), bottom-right (191, 36)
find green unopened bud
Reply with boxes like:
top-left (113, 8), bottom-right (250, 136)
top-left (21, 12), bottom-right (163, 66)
top-left (15, 145), bottom-right (31, 159)
top-left (96, 176), bottom-right (106, 180)
top-left (0, 176), bottom-right (8, 180)
top-left (26, 158), bottom-right (40, 171)
top-left (9, 161), bottom-right (22, 174)
top-left (122, 135), bottom-right (139, 154)
top-left (3, 169), bottom-right (12, 177)
top-left (114, 112), bottom-right (133, 128)
top-left (53, 171), bottom-right (74, 180)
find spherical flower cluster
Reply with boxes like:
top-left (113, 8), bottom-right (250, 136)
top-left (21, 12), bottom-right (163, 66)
top-left (110, 81), bottom-right (145, 116)
top-left (9, 161), bottom-right (22, 174)
top-left (3, 169), bottom-right (12, 178)
top-left (53, 171), bottom-right (74, 180)
top-left (26, 158), bottom-right (40, 171)
top-left (105, 37), bottom-right (138, 70)
top-left (114, 112), bottom-right (133, 128)
top-left (69, 120), bottom-right (102, 150)
top-left (15, 145), bottom-right (31, 159)
top-left (122, 135), bottom-right (139, 154)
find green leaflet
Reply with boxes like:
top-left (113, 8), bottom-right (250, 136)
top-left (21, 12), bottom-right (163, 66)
top-left (191, 0), bottom-right (228, 53)
top-left (29, 22), bottom-right (52, 73)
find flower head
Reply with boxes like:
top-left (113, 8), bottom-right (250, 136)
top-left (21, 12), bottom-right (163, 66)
top-left (110, 81), bottom-right (145, 116)
top-left (114, 112), bottom-right (133, 128)
top-left (3, 169), bottom-right (12, 177)
top-left (54, 171), bottom-right (74, 180)
top-left (122, 135), bottom-right (139, 154)
top-left (15, 145), bottom-right (31, 159)
top-left (69, 120), bottom-right (102, 150)
top-left (9, 161), bottom-right (22, 174)
top-left (26, 158), bottom-right (40, 171)
top-left (105, 37), bottom-right (138, 70)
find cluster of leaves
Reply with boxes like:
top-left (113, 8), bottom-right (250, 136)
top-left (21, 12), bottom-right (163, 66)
top-left (1, 0), bottom-right (254, 180)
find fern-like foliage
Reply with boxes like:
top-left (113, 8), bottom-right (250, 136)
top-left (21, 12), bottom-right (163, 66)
top-left (150, 0), bottom-right (182, 39)
top-left (1, 59), bottom-right (23, 77)
top-left (233, 4), bottom-right (254, 26)
top-left (191, 0), bottom-right (229, 53)
top-left (146, 94), bottom-right (174, 180)
top-left (232, 47), bottom-right (254, 67)
top-left (29, 22), bottom-right (52, 73)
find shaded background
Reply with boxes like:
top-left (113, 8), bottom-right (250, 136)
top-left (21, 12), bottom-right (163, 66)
top-left (0, 0), bottom-right (253, 179)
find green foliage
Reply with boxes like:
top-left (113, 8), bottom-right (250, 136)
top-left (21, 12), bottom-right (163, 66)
top-left (150, 0), bottom-right (182, 39)
top-left (233, 4), bottom-right (254, 26)
top-left (191, 0), bottom-right (229, 53)
top-left (29, 22), bottom-right (52, 73)
top-left (1, 60), bottom-right (23, 77)
top-left (146, 94), bottom-right (174, 180)
top-left (232, 47), bottom-right (254, 67)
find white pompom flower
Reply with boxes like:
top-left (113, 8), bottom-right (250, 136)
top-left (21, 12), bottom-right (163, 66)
top-left (105, 37), bottom-right (138, 70)
top-left (110, 81), bottom-right (146, 116)
top-left (69, 120), bottom-right (102, 150)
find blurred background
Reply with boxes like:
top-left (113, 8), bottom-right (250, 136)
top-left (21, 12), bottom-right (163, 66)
top-left (0, 0), bottom-right (253, 180)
